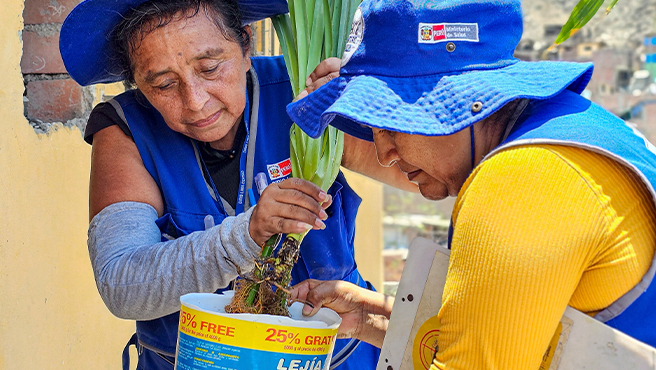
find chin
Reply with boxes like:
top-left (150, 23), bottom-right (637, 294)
top-left (418, 187), bottom-right (447, 201)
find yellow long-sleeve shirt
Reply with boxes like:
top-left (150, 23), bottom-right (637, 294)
top-left (431, 144), bottom-right (656, 370)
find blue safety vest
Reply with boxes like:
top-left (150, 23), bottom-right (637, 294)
top-left (110, 56), bottom-right (380, 370)
top-left (472, 89), bottom-right (656, 347)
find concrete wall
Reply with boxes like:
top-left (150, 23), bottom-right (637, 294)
top-left (0, 1), bottom-right (384, 367)
top-left (0, 1), bottom-right (136, 368)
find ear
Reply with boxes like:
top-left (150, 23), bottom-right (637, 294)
top-left (243, 25), bottom-right (252, 55)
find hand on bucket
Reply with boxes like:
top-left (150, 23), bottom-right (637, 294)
top-left (249, 178), bottom-right (332, 245)
top-left (289, 279), bottom-right (394, 348)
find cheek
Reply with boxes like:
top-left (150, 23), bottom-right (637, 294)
top-left (158, 100), bottom-right (186, 129)
top-left (138, 90), bottom-right (184, 128)
top-left (208, 73), bottom-right (247, 113)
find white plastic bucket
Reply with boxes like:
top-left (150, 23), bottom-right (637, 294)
top-left (175, 291), bottom-right (342, 370)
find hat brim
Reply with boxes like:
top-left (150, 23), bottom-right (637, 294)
top-left (60, 0), bottom-right (289, 86)
top-left (287, 60), bottom-right (594, 141)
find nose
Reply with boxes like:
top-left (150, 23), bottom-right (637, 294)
top-left (372, 129), bottom-right (400, 168)
top-left (180, 78), bottom-right (209, 112)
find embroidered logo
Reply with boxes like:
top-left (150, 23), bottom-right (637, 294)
top-left (267, 158), bottom-right (292, 181)
top-left (420, 25), bottom-right (433, 41)
top-left (417, 23), bottom-right (479, 44)
top-left (341, 7), bottom-right (364, 67)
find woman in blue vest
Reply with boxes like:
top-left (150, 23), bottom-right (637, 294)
top-left (288, 0), bottom-right (656, 368)
top-left (60, 0), bottom-right (413, 368)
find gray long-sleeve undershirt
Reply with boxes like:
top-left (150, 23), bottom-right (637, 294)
top-left (87, 201), bottom-right (261, 321)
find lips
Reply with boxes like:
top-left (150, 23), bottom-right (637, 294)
top-left (189, 110), bottom-right (221, 128)
top-left (406, 170), bottom-right (422, 181)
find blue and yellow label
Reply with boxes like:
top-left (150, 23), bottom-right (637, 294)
top-left (175, 304), bottom-right (338, 369)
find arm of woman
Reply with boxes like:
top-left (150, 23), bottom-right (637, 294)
top-left (88, 125), bottom-right (262, 320)
top-left (88, 125), bottom-right (332, 320)
top-left (90, 124), bottom-right (163, 219)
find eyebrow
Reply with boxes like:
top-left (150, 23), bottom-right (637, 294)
top-left (143, 47), bottom-right (225, 84)
top-left (192, 47), bottom-right (225, 61)
top-left (144, 69), bottom-right (173, 84)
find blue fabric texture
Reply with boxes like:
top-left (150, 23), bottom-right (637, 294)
top-left (114, 56), bottom-right (380, 370)
top-left (495, 90), bottom-right (656, 348)
top-left (286, 0), bottom-right (593, 141)
top-left (59, 0), bottom-right (288, 86)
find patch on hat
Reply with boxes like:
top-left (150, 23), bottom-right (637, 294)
top-left (418, 23), bottom-right (479, 44)
top-left (341, 7), bottom-right (364, 67)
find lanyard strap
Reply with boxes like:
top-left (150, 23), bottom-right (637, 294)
top-left (235, 123), bottom-right (250, 215)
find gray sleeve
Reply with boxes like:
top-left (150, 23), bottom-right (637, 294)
top-left (87, 201), bottom-right (262, 321)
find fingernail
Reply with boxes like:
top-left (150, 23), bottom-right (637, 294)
top-left (296, 90), bottom-right (308, 100)
top-left (299, 222), bottom-right (313, 231)
top-left (318, 191), bottom-right (328, 201)
top-left (315, 219), bottom-right (326, 230)
top-left (306, 76), bottom-right (312, 86)
top-left (303, 304), bottom-right (313, 315)
top-left (319, 209), bottom-right (328, 220)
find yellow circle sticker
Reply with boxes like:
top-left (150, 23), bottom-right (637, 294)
top-left (412, 314), bottom-right (441, 370)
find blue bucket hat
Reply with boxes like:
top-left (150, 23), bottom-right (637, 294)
top-left (287, 0), bottom-right (594, 141)
top-left (60, 0), bottom-right (288, 86)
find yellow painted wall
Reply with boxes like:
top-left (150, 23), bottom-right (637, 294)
top-left (0, 1), bottom-right (135, 368)
top-left (343, 169), bottom-right (384, 290)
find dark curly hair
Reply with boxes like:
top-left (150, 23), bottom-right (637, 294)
top-left (112, 0), bottom-right (251, 87)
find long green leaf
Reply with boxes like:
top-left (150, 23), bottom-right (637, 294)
top-left (605, 0), bottom-right (620, 14)
top-left (331, 0), bottom-right (343, 57)
top-left (336, 0), bottom-right (352, 56)
top-left (289, 128), bottom-right (303, 178)
top-left (555, 0), bottom-right (605, 44)
top-left (272, 15), bottom-right (298, 92)
top-left (307, 0), bottom-right (317, 37)
top-left (328, 127), bottom-right (344, 185)
top-left (307, 0), bottom-right (326, 78)
top-left (321, 0), bottom-right (333, 59)
top-left (293, 0), bottom-right (309, 94)
top-left (288, 0), bottom-right (297, 46)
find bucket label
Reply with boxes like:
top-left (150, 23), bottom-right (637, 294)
top-left (176, 305), bottom-right (338, 370)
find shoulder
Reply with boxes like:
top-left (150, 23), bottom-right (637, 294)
top-left (85, 91), bottom-right (142, 144)
top-left (250, 56), bottom-right (291, 87)
top-left (453, 144), bottom-right (611, 227)
top-left (86, 101), bottom-right (132, 144)
top-left (454, 143), bottom-right (655, 233)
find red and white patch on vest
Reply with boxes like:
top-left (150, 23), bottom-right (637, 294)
top-left (267, 158), bottom-right (292, 181)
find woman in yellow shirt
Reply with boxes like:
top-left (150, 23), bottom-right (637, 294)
top-left (286, 0), bottom-right (656, 368)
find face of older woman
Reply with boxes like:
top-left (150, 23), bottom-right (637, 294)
top-left (372, 128), bottom-right (473, 200)
top-left (131, 12), bottom-right (251, 150)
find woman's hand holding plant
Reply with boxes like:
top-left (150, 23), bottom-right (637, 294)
top-left (248, 177), bottom-right (332, 246)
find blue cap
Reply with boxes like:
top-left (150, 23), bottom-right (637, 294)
top-left (59, 0), bottom-right (288, 86)
top-left (287, 0), bottom-right (594, 141)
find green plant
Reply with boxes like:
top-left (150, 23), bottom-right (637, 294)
top-left (556, 0), bottom-right (621, 44)
top-left (226, 0), bottom-right (360, 315)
